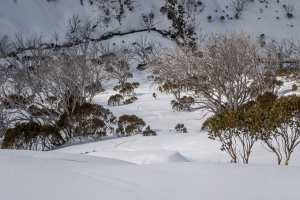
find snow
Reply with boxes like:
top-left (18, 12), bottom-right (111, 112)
top-left (0, 0), bottom-right (168, 41)
top-left (195, 0), bottom-right (300, 41)
top-left (1, 53), bottom-right (299, 198)
top-left (2, 0), bottom-right (300, 41)
top-left (57, 80), bottom-right (300, 166)
top-left (0, 0), bottom-right (94, 41)
top-left (0, 150), bottom-right (300, 200)
top-left (1, 1), bottom-right (300, 199)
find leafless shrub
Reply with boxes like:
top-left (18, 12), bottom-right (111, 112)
top-left (0, 35), bottom-right (13, 57)
top-left (132, 37), bottom-right (161, 68)
top-left (264, 39), bottom-right (300, 70)
top-left (141, 11), bottom-right (156, 31)
top-left (0, 104), bottom-right (8, 138)
top-left (12, 33), bottom-right (43, 50)
top-left (91, 0), bottom-right (135, 25)
top-left (231, 0), bottom-right (247, 18)
top-left (283, 3), bottom-right (294, 18)
top-left (65, 15), bottom-right (97, 43)
top-left (104, 49), bottom-right (133, 86)
top-left (184, 0), bottom-right (205, 15)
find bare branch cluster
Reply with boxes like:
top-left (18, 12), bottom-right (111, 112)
top-left (152, 33), bottom-right (265, 113)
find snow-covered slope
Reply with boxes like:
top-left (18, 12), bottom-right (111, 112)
top-left (197, 0), bottom-right (300, 40)
top-left (1, 1), bottom-right (300, 199)
top-left (0, 0), bottom-right (166, 41)
top-left (0, 0), bottom-right (94, 40)
top-left (58, 80), bottom-right (300, 166)
top-left (1, 150), bottom-right (300, 200)
top-left (1, 0), bottom-right (300, 41)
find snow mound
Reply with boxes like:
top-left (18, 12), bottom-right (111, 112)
top-left (88, 150), bottom-right (190, 164)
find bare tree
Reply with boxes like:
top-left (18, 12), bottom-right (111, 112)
top-left (65, 15), bottom-right (97, 44)
top-left (183, 0), bottom-right (205, 16)
top-left (196, 34), bottom-right (263, 112)
top-left (283, 3), bottom-right (295, 18)
top-left (0, 35), bottom-right (13, 57)
top-left (104, 49), bottom-right (133, 86)
top-left (141, 11), bottom-right (155, 31)
top-left (231, 0), bottom-right (247, 18)
top-left (152, 34), bottom-right (264, 113)
top-left (0, 103), bottom-right (8, 138)
top-left (13, 33), bottom-right (43, 50)
top-left (132, 37), bottom-right (161, 67)
top-left (92, 0), bottom-right (135, 25)
top-left (152, 46), bottom-right (198, 101)
top-left (264, 39), bottom-right (300, 69)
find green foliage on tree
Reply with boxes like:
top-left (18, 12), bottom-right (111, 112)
top-left (203, 92), bottom-right (300, 165)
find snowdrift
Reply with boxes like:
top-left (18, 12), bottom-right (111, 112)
top-left (0, 150), bottom-right (300, 200)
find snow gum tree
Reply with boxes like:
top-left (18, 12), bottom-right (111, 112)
top-left (204, 92), bottom-right (300, 165)
top-left (259, 95), bottom-right (300, 165)
top-left (202, 101), bottom-right (259, 164)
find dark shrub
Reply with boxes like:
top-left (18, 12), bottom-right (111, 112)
top-left (175, 123), bottom-right (187, 133)
top-left (114, 82), bottom-right (140, 97)
top-left (57, 103), bottom-right (116, 140)
top-left (179, 96), bottom-right (194, 111)
top-left (287, 13), bottom-right (293, 18)
top-left (137, 63), bottom-right (147, 71)
top-left (142, 126), bottom-right (157, 136)
top-left (123, 96), bottom-right (138, 105)
top-left (108, 94), bottom-right (124, 106)
top-left (160, 6), bottom-right (168, 15)
top-left (2, 122), bottom-right (64, 151)
top-left (1, 94), bottom-right (32, 109)
top-left (207, 16), bottom-right (212, 22)
top-left (171, 100), bottom-right (184, 111)
top-left (171, 96), bottom-right (194, 112)
top-left (116, 114), bottom-right (146, 136)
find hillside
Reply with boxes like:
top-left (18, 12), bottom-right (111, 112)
top-left (1, 0), bottom-right (300, 41)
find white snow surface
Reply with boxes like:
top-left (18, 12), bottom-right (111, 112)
top-left (1, 150), bottom-right (300, 200)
